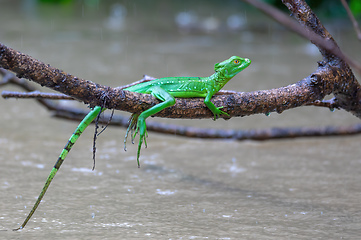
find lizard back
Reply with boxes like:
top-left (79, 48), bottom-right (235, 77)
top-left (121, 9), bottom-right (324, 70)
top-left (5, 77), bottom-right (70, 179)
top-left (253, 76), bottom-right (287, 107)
top-left (125, 76), bottom-right (213, 98)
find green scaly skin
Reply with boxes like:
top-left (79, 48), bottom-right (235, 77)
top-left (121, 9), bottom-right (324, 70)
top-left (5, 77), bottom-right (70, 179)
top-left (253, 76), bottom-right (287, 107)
top-left (14, 56), bottom-right (251, 230)
top-left (123, 56), bottom-right (251, 167)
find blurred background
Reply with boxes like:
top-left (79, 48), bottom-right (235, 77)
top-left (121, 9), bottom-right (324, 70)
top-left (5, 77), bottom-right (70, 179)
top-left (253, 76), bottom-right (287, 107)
top-left (1, 0), bottom-right (361, 239)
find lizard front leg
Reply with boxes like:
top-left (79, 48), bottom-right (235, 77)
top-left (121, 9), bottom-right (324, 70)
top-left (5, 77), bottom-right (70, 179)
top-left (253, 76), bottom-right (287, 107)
top-left (204, 91), bottom-right (229, 120)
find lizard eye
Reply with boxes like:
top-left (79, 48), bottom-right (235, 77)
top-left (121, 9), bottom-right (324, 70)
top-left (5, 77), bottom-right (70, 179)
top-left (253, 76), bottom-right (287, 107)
top-left (233, 59), bottom-right (240, 64)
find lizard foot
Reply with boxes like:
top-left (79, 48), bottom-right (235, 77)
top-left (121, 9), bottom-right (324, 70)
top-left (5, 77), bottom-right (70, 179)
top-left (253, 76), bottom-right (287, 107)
top-left (124, 113), bottom-right (139, 151)
top-left (213, 106), bottom-right (229, 120)
top-left (123, 113), bottom-right (148, 167)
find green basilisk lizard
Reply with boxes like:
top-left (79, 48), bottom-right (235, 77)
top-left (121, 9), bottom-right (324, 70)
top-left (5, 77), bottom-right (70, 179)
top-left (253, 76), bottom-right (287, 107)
top-left (14, 56), bottom-right (251, 230)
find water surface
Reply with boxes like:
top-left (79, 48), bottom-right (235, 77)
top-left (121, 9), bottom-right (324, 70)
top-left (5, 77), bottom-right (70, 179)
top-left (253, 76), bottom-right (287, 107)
top-left (1, 1), bottom-right (361, 239)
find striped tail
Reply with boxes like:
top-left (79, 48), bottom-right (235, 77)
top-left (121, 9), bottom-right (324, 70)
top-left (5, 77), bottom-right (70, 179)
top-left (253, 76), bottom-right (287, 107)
top-left (14, 106), bottom-right (103, 230)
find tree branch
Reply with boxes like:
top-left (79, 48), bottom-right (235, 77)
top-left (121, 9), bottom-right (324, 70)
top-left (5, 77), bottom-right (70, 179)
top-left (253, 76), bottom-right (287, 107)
top-left (4, 70), bottom-right (360, 141)
top-left (1, 0), bottom-right (361, 126)
top-left (281, 0), bottom-right (361, 118)
top-left (0, 42), bottom-right (360, 120)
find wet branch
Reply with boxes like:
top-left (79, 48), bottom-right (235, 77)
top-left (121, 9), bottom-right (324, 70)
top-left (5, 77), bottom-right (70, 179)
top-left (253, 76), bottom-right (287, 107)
top-left (1, 0), bottom-right (361, 139)
top-left (0, 66), bottom-right (356, 140)
top-left (0, 42), bottom-right (360, 118)
top-left (1, 67), bottom-right (361, 141)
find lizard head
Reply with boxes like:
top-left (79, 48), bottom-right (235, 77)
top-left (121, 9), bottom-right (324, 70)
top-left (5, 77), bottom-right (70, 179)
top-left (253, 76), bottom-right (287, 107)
top-left (214, 56), bottom-right (251, 79)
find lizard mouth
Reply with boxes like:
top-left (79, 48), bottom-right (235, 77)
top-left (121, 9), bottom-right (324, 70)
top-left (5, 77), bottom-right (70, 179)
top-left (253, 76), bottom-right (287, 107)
top-left (238, 58), bottom-right (251, 69)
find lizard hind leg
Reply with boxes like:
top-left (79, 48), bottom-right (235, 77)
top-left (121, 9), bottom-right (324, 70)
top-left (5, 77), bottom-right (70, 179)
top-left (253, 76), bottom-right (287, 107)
top-left (127, 86), bottom-right (176, 168)
top-left (134, 115), bottom-right (148, 168)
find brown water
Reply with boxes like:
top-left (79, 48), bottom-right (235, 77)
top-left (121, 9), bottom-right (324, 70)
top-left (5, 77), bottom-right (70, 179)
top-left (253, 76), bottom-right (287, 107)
top-left (1, 1), bottom-right (361, 239)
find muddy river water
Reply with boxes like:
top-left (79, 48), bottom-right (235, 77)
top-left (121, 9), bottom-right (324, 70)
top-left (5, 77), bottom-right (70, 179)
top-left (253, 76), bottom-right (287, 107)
top-left (1, 1), bottom-right (361, 239)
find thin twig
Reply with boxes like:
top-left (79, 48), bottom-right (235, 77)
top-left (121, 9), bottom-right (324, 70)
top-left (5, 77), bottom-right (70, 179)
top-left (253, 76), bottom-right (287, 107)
top-left (306, 98), bottom-right (340, 110)
top-left (1, 91), bottom-right (75, 100)
top-left (97, 109), bottom-right (115, 137)
top-left (242, 0), bottom-right (361, 74)
top-left (0, 69), bottom-right (59, 111)
top-left (92, 106), bottom-right (103, 171)
top-left (340, 0), bottom-right (361, 41)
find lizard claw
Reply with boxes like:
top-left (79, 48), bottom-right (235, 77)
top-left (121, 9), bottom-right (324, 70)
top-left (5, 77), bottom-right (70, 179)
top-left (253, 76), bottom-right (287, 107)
top-left (123, 113), bottom-right (148, 167)
top-left (124, 113), bottom-right (139, 151)
top-left (213, 106), bottom-right (229, 120)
